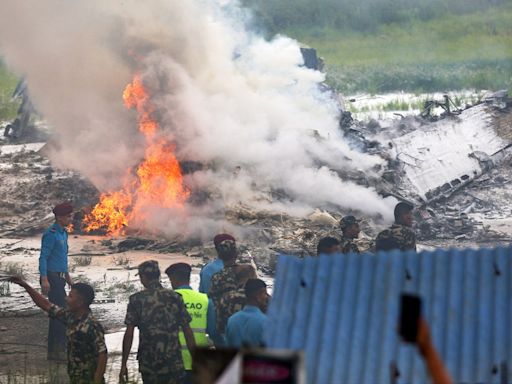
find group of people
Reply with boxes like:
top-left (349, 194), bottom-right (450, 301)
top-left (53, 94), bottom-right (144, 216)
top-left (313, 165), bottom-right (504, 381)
top-left (11, 203), bottom-right (270, 383)
top-left (316, 201), bottom-right (417, 256)
top-left (10, 200), bottom-right (424, 383)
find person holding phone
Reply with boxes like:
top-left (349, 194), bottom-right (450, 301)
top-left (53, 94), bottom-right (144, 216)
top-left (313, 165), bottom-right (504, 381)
top-left (400, 294), bottom-right (452, 384)
top-left (416, 319), bottom-right (452, 384)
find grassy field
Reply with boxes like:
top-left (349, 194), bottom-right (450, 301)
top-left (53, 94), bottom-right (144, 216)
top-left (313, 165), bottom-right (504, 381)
top-left (0, 62), bottom-right (19, 121)
top-left (286, 4), bottom-right (512, 93)
top-left (0, 3), bottom-right (510, 111)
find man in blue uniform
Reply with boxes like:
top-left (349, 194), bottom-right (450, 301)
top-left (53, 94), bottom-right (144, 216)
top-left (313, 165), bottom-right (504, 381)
top-left (39, 202), bottom-right (74, 360)
top-left (226, 279), bottom-right (269, 348)
top-left (199, 234), bottom-right (237, 294)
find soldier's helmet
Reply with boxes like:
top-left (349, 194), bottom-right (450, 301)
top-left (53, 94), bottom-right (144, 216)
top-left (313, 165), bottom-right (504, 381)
top-left (136, 260), bottom-right (160, 276)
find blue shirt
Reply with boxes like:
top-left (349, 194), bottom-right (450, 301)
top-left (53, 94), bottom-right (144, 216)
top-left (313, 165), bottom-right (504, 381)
top-left (198, 258), bottom-right (224, 294)
top-left (226, 305), bottom-right (267, 348)
top-left (39, 223), bottom-right (68, 277)
top-left (177, 285), bottom-right (220, 344)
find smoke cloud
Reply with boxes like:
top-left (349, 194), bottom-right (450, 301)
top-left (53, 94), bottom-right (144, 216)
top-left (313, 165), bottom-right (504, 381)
top-left (0, 0), bottom-right (395, 237)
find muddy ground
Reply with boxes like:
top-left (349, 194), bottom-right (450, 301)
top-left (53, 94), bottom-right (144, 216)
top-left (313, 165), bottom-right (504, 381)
top-left (0, 235), bottom-right (276, 384)
top-left (1, 100), bottom-right (512, 383)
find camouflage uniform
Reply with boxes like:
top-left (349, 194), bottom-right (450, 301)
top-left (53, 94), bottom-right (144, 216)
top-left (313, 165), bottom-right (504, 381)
top-left (217, 287), bottom-right (246, 334)
top-left (125, 280), bottom-right (192, 383)
top-left (208, 265), bottom-right (238, 334)
top-left (340, 236), bottom-right (360, 254)
top-left (375, 223), bottom-right (417, 252)
top-left (48, 305), bottom-right (106, 384)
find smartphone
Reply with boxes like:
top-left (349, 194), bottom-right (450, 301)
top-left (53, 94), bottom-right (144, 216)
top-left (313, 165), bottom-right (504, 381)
top-left (399, 294), bottom-right (422, 343)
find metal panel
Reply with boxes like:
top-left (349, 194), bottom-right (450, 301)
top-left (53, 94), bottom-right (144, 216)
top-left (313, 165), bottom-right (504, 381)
top-left (265, 247), bottom-right (512, 384)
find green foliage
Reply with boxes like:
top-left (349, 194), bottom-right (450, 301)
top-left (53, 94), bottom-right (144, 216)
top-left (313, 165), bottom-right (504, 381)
top-left (244, 1), bottom-right (512, 92)
top-left (0, 61), bottom-right (20, 121)
top-left (243, 0), bottom-right (512, 35)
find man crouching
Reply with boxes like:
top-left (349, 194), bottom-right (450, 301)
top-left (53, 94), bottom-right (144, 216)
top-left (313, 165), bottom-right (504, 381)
top-left (10, 277), bottom-right (107, 384)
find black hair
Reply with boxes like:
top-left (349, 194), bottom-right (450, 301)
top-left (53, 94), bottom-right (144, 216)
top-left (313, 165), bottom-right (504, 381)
top-left (317, 236), bottom-right (340, 255)
top-left (394, 202), bottom-right (414, 223)
top-left (165, 263), bottom-right (191, 281)
top-left (71, 283), bottom-right (95, 307)
top-left (143, 271), bottom-right (161, 280)
top-left (245, 279), bottom-right (267, 300)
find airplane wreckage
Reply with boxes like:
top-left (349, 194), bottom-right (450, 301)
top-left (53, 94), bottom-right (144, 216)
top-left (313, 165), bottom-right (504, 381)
top-left (1, 50), bottom-right (511, 271)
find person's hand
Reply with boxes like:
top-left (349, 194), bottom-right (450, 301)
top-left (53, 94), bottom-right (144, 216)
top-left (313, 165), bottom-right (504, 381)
top-left (119, 365), bottom-right (128, 384)
top-left (9, 276), bottom-right (27, 288)
top-left (65, 274), bottom-right (73, 287)
top-left (416, 318), bottom-right (433, 356)
top-left (41, 277), bottom-right (50, 295)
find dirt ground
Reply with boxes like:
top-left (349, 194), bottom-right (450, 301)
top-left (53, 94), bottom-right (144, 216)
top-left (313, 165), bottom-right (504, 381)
top-left (0, 236), bottom-right (203, 383)
top-left (0, 234), bottom-right (274, 384)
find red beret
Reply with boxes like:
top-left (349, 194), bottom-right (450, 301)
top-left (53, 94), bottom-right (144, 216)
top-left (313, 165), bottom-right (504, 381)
top-left (53, 202), bottom-right (74, 216)
top-left (213, 234), bottom-right (236, 247)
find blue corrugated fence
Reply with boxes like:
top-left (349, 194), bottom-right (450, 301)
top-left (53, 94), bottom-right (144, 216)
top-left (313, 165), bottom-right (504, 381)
top-left (265, 248), bottom-right (512, 384)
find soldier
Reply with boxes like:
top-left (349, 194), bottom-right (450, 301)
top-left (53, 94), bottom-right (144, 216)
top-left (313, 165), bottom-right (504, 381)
top-left (216, 265), bottom-right (258, 337)
top-left (165, 262), bottom-right (219, 382)
top-left (339, 216), bottom-right (361, 254)
top-left (120, 260), bottom-right (196, 384)
top-left (208, 235), bottom-right (239, 343)
top-left (39, 202), bottom-right (74, 360)
top-left (10, 277), bottom-right (107, 384)
top-left (199, 234), bottom-right (235, 294)
top-left (375, 202), bottom-right (417, 252)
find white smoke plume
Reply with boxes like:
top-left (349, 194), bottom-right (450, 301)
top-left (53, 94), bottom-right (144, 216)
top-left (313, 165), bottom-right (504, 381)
top-left (0, 0), bottom-right (395, 237)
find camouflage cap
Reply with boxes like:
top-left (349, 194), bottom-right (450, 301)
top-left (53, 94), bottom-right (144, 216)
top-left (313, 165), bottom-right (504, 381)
top-left (340, 215), bottom-right (360, 230)
top-left (136, 260), bottom-right (160, 276)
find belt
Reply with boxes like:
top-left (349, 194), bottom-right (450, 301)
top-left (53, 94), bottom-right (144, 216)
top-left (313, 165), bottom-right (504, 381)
top-left (47, 271), bottom-right (66, 278)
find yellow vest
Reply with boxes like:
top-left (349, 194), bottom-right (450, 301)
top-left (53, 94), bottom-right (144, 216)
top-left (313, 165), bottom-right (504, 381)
top-left (176, 288), bottom-right (209, 370)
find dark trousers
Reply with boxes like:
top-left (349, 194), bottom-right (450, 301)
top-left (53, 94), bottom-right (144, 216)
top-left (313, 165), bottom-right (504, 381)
top-left (141, 372), bottom-right (184, 384)
top-left (47, 272), bottom-right (67, 359)
top-left (183, 371), bottom-right (192, 384)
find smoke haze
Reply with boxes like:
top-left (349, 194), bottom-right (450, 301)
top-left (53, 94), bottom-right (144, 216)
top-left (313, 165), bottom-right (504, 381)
top-left (0, 0), bottom-right (395, 237)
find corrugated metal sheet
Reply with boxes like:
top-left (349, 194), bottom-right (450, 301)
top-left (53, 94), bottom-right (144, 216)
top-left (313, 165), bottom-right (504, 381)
top-left (265, 248), bottom-right (512, 384)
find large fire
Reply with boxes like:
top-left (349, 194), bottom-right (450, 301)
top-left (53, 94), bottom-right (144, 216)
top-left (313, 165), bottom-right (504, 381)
top-left (83, 75), bottom-right (189, 235)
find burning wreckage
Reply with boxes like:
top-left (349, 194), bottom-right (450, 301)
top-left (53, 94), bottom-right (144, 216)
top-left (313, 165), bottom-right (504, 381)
top-left (1, 57), bottom-right (511, 272)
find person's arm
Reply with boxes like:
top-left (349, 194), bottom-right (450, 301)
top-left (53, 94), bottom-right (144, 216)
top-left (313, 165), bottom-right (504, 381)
top-left (182, 322), bottom-right (197, 351)
top-left (91, 322), bottom-right (108, 383)
top-left (119, 324), bottom-right (135, 384)
top-left (10, 277), bottom-right (52, 312)
top-left (39, 232), bottom-right (55, 295)
top-left (94, 351), bottom-right (107, 383)
top-left (198, 267), bottom-right (206, 293)
top-left (206, 298), bottom-right (218, 342)
top-left (178, 297), bottom-right (196, 351)
top-left (417, 319), bottom-right (452, 384)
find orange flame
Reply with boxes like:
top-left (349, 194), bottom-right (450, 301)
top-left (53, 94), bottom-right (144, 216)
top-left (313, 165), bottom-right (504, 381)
top-left (83, 75), bottom-right (189, 235)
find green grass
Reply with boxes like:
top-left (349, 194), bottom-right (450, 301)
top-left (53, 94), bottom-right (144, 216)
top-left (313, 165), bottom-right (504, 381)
top-left (0, 61), bottom-right (20, 122)
top-left (285, 4), bottom-right (512, 93)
